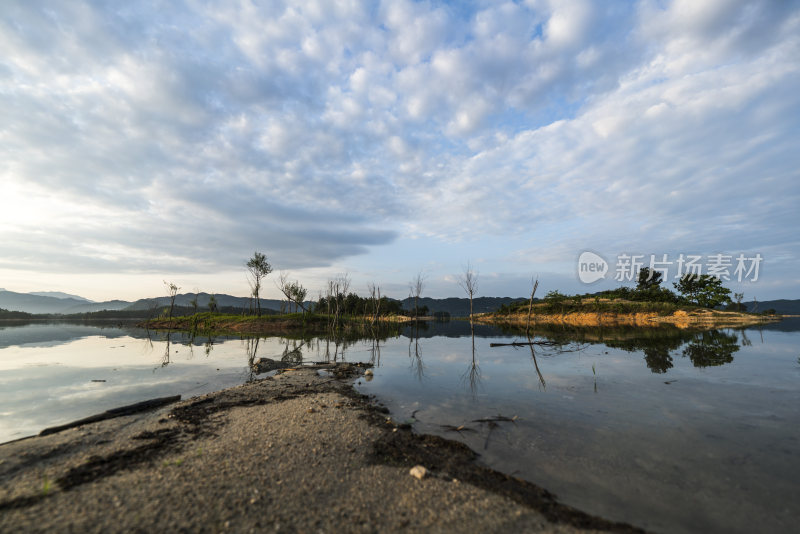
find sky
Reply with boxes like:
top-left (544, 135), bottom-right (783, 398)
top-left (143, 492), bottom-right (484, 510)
top-left (1, 0), bottom-right (799, 303)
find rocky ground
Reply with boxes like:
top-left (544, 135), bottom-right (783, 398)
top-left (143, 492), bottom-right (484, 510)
top-left (0, 364), bottom-right (645, 533)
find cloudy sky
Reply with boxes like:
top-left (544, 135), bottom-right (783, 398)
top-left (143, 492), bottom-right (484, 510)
top-left (1, 0), bottom-right (799, 302)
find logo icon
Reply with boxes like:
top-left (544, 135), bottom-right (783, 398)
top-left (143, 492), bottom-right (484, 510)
top-left (578, 251), bottom-right (608, 284)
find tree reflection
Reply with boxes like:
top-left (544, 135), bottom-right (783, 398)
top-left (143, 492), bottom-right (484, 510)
top-left (160, 334), bottom-right (171, 368)
top-left (682, 330), bottom-right (739, 367)
top-left (528, 337), bottom-right (547, 390)
top-left (462, 318), bottom-right (481, 397)
top-left (501, 323), bottom-right (746, 374)
top-left (409, 321), bottom-right (425, 381)
top-left (369, 335), bottom-right (382, 367)
top-left (245, 337), bottom-right (260, 381)
top-left (280, 338), bottom-right (305, 365)
top-left (643, 347), bottom-right (673, 373)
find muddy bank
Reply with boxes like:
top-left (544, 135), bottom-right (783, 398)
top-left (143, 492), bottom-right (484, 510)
top-left (141, 314), bottom-right (329, 335)
top-left (0, 364), bottom-right (644, 533)
top-left (479, 309), bottom-right (777, 329)
top-left (140, 313), bottom-right (404, 337)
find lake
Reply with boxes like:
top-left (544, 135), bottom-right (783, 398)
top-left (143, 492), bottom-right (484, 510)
top-left (1, 319), bottom-right (798, 533)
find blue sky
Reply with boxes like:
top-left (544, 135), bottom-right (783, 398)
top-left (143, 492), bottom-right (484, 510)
top-left (1, 0), bottom-right (799, 302)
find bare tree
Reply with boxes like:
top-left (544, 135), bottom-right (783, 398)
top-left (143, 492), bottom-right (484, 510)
top-left (457, 263), bottom-right (478, 322)
top-left (733, 292), bottom-right (744, 312)
top-left (368, 283), bottom-right (381, 325)
top-left (337, 273), bottom-right (351, 327)
top-left (409, 271), bottom-right (425, 319)
top-left (526, 277), bottom-right (539, 338)
top-left (277, 272), bottom-right (292, 313)
top-left (163, 280), bottom-right (180, 320)
top-left (328, 273), bottom-right (351, 330)
top-left (246, 251), bottom-right (272, 317)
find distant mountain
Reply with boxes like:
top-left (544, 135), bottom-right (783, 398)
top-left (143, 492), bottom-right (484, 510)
top-left (28, 291), bottom-right (92, 302)
top-left (0, 290), bottom-right (131, 314)
top-left (125, 292), bottom-right (309, 314)
top-left (61, 300), bottom-right (132, 313)
top-left (0, 290), bottom-right (92, 314)
top-left (1, 288), bottom-right (530, 317)
top-left (743, 299), bottom-right (800, 315)
top-left (9, 285), bottom-right (794, 318)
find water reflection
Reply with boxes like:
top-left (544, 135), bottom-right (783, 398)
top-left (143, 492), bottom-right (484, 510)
top-left (682, 330), bottom-right (739, 368)
top-left (462, 323), bottom-right (481, 397)
top-left (408, 321), bottom-right (425, 381)
top-left (4, 319), bottom-right (797, 534)
top-left (368, 336), bottom-right (381, 367)
top-left (514, 324), bottom-right (750, 374)
top-left (355, 319), bottom-right (800, 534)
top-left (528, 340), bottom-right (547, 390)
top-left (160, 335), bottom-right (171, 368)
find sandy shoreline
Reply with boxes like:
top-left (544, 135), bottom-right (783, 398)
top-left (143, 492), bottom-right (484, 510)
top-left (0, 364), bottom-right (645, 533)
top-left (478, 309), bottom-right (778, 329)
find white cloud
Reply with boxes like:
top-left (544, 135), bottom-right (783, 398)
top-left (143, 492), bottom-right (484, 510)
top-left (0, 0), bottom-right (798, 299)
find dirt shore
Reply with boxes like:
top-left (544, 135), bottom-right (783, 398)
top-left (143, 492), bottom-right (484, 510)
top-left (0, 364), bottom-right (645, 533)
top-left (479, 309), bottom-right (777, 329)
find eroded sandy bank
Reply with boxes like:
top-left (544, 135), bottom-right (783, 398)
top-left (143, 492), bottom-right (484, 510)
top-left (0, 364), bottom-right (644, 533)
top-left (478, 309), bottom-right (777, 329)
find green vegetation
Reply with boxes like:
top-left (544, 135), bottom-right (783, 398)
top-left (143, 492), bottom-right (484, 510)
top-left (246, 251), bottom-right (273, 317)
top-left (314, 293), bottom-right (405, 317)
top-left (494, 268), bottom-right (743, 317)
top-left (495, 293), bottom-right (684, 316)
top-left (636, 267), bottom-right (664, 290)
top-left (142, 311), bottom-right (403, 338)
top-left (0, 308), bottom-right (34, 319)
top-left (673, 274), bottom-right (731, 308)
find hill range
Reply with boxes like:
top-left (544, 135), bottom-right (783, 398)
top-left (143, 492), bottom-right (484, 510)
top-left (0, 289), bottom-right (529, 317)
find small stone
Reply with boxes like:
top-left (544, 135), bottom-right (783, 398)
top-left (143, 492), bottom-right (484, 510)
top-left (364, 369), bottom-right (373, 376)
top-left (409, 465), bottom-right (428, 480)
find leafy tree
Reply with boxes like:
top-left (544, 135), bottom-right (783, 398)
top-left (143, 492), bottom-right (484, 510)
top-left (290, 281), bottom-right (307, 315)
top-left (246, 251), bottom-right (272, 317)
top-left (636, 267), bottom-right (663, 290)
top-left (544, 289), bottom-right (568, 314)
top-left (633, 286), bottom-right (681, 303)
top-left (544, 290), bottom-right (567, 302)
top-left (673, 274), bottom-right (731, 308)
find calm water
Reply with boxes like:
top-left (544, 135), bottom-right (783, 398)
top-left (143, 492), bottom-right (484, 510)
top-left (1, 319), bottom-right (798, 533)
top-left (0, 322), bottom-right (302, 441)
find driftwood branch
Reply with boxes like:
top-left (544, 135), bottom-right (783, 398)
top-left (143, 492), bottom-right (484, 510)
top-left (489, 341), bottom-right (559, 347)
top-left (39, 395), bottom-right (182, 436)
